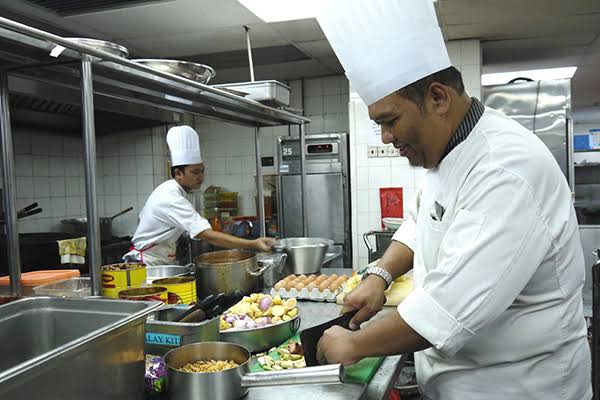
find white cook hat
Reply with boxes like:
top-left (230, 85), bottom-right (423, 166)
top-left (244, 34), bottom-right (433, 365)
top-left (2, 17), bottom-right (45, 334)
top-left (317, 0), bottom-right (451, 106)
top-left (166, 125), bottom-right (203, 166)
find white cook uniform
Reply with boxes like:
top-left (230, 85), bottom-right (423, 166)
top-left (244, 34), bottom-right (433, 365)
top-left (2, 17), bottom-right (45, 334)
top-left (393, 107), bottom-right (592, 399)
top-left (123, 179), bottom-right (211, 266)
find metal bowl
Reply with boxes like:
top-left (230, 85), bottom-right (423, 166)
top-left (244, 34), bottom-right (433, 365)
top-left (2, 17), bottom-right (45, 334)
top-left (133, 59), bottom-right (216, 84)
top-left (146, 264), bottom-right (194, 285)
top-left (219, 307), bottom-right (301, 353)
top-left (275, 238), bottom-right (334, 275)
top-left (66, 38), bottom-right (129, 58)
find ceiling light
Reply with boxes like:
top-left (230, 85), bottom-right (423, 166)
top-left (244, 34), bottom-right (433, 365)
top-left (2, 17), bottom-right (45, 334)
top-left (481, 67), bottom-right (578, 86)
top-left (237, 0), bottom-right (323, 23)
top-left (238, 0), bottom-right (439, 23)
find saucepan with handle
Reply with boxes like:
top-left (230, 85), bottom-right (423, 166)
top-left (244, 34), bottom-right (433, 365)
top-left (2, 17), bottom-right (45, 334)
top-left (164, 341), bottom-right (347, 400)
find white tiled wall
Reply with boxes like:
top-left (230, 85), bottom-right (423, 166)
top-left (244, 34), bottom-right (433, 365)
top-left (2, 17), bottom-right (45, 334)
top-left (349, 39), bottom-right (482, 269)
top-left (97, 125), bottom-right (170, 236)
top-left (191, 75), bottom-right (350, 217)
top-left (2, 125), bottom-right (170, 236)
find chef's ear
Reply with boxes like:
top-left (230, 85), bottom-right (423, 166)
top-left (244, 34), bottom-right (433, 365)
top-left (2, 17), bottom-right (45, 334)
top-left (427, 82), bottom-right (451, 115)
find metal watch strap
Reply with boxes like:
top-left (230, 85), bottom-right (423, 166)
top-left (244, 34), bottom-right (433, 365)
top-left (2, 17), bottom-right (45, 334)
top-left (362, 266), bottom-right (393, 289)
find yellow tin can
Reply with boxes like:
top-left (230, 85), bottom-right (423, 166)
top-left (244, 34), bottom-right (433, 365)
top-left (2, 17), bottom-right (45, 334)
top-left (152, 276), bottom-right (197, 305)
top-left (118, 286), bottom-right (168, 303)
top-left (102, 263), bottom-right (146, 288)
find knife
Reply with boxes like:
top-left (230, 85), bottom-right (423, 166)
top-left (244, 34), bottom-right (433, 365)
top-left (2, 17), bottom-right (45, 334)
top-left (300, 310), bottom-right (358, 367)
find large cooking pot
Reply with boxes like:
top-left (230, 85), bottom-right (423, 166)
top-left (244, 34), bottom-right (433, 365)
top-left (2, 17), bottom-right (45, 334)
top-left (61, 207), bottom-right (133, 241)
top-left (145, 264), bottom-right (194, 285)
top-left (194, 250), bottom-right (285, 298)
top-left (164, 342), bottom-right (345, 400)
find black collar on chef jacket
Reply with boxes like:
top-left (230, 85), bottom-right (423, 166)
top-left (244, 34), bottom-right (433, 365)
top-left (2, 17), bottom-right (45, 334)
top-left (440, 97), bottom-right (485, 161)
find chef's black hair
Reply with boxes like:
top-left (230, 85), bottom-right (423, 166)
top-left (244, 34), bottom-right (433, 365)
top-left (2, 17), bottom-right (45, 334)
top-left (397, 66), bottom-right (465, 112)
top-left (171, 165), bottom-right (189, 178)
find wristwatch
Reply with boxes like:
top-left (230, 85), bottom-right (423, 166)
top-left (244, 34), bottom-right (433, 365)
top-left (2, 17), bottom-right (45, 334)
top-left (361, 266), bottom-right (393, 289)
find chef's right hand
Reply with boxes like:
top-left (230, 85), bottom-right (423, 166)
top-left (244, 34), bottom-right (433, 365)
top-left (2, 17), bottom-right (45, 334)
top-left (341, 275), bottom-right (387, 330)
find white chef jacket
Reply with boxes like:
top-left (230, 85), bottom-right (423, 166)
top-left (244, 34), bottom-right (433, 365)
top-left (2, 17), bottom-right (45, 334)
top-left (123, 179), bottom-right (211, 266)
top-left (392, 107), bottom-right (591, 399)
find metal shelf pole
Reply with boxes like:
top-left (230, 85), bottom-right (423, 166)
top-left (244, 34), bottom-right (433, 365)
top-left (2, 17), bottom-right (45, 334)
top-left (255, 127), bottom-right (266, 237)
top-left (0, 71), bottom-right (22, 296)
top-left (300, 123), bottom-right (308, 236)
top-left (81, 55), bottom-right (102, 296)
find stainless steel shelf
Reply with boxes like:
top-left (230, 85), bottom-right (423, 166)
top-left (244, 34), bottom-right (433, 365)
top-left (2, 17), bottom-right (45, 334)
top-left (0, 22), bottom-right (310, 128)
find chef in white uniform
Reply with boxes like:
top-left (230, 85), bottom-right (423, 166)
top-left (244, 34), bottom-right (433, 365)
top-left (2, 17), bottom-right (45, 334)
top-left (123, 125), bottom-right (274, 265)
top-left (315, 1), bottom-right (592, 399)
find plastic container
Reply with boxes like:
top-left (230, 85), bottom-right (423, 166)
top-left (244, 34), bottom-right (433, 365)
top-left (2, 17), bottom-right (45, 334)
top-left (33, 276), bottom-right (91, 298)
top-left (0, 269), bottom-right (80, 296)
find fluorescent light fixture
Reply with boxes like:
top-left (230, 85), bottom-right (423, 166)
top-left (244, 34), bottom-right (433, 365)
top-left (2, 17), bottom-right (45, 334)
top-left (481, 66), bottom-right (577, 86)
top-left (238, 0), bottom-right (438, 23)
top-left (237, 0), bottom-right (323, 23)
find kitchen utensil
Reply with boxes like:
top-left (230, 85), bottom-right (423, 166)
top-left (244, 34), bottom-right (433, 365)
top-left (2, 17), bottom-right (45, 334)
top-left (213, 80), bottom-right (291, 107)
top-left (173, 293), bottom-right (225, 323)
top-left (164, 342), bottom-right (346, 400)
top-left (274, 237), bottom-right (334, 275)
top-left (17, 202), bottom-right (38, 216)
top-left (382, 217), bottom-right (404, 231)
top-left (220, 307), bottom-right (301, 353)
top-left (300, 310), bottom-right (358, 366)
top-left (66, 37), bottom-right (129, 58)
top-left (178, 309), bottom-right (206, 323)
top-left (61, 207), bottom-right (133, 241)
top-left (255, 252), bottom-right (287, 287)
top-left (133, 59), bottom-right (216, 84)
top-left (194, 250), bottom-right (282, 297)
top-left (146, 264), bottom-right (194, 284)
top-left (0, 297), bottom-right (160, 400)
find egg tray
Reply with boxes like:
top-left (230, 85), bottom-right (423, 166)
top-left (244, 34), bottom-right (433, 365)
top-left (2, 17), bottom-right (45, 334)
top-left (269, 286), bottom-right (342, 302)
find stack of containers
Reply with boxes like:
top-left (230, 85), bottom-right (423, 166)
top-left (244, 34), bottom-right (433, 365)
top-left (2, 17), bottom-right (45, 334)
top-left (151, 276), bottom-right (197, 305)
top-left (101, 263), bottom-right (147, 298)
top-left (0, 269), bottom-right (80, 296)
top-left (203, 186), bottom-right (239, 224)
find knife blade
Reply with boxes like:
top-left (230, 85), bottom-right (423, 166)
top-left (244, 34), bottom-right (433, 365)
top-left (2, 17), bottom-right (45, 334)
top-left (300, 310), bottom-right (358, 367)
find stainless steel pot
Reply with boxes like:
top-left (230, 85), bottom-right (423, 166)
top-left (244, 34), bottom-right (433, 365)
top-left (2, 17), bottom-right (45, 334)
top-left (146, 264), bottom-right (194, 285)
top-left (275, 237), bottom-right (334, 275)
top-left (165, 342), bottom-right (346, 400)
top-left (194, 250), bottom-right (285, 298)
top-left (220, 307), bottom-right (301, 352)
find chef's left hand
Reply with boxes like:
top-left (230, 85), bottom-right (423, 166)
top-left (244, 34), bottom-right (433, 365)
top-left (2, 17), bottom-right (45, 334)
top-left (253, 237), bottom-right (276, 252)
top-left (316, 325), bottom-right (361, 366)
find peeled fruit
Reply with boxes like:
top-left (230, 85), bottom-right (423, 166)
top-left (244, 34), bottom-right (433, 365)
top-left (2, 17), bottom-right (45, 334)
top-left (286, 308), bottom-right (298, 318)
top-left (273, 295), bottom-right (283, 305)
top-left (284, 298), bottom-right (297, 309)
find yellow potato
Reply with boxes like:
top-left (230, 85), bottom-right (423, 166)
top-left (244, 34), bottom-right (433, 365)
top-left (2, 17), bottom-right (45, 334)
top-left (250, 293), bottom-right (260, 302)
top-left (271, 305), bottom-right (286, 317)
top-left (287, 308), bottom-right (298, 318)
top-left (282, 315), bottom-right (291, 321)
top-left (273, 295), bottom-right (283, 305)
top-left (272, 316), bottom-right (282, 324)
top-left (284, 298), bottom-right (297, 310)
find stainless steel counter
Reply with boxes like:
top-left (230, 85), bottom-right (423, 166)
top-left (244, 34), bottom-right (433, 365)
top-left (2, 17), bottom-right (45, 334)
top-left (246, 268), bottom-right (404, 400)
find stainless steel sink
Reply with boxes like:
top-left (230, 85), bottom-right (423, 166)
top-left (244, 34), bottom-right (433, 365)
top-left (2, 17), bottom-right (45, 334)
top-left (0, 296), bottom-right (161, 400)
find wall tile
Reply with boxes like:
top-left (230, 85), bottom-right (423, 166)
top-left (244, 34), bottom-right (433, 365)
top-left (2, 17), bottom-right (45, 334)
top-left (135, 135), bottom-right (153, 155)
top-left (304, 78), bottom-right (323, 97)
top-left (32, 156), bottom-right (49, 176)
top-left (357, 190), bottom-right (369, 213)
top-left (66, 177), bottom-right (80, 196)
top-left (103, 156), bottom-right (119, 176)
top-left (50, 197), bottom-right (66, 218)
top-left (305, 96), bottom-right (323, 115)
top-left (49, 177), bottom-right (66, 197)
top-left (14, 130), bottom-right (32, 154)
top-left (16, 177), bottom-right (34, 198)
top-left (33, 177), bottom-right (50, 197)
top-left (15, 155), bottom-right (33, 177)
top-left (49, 157), bottom-right (65, 177)
top-left (323, 75), bottom-right (341, 96)
top-left (105, 176), bottom-right (120, 195)
top-left (137, 174), bottom-right (154, 195)
top-left (120, 175), bottom-right (138, 195)
top-left (368, 166), bottom-right (391, 189)
top-left (119, 156), bottom-right (136, 175)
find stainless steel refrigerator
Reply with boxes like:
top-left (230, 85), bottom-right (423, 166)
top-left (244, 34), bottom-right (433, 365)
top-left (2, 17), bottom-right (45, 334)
top-left (276, 133), bottom-right (351, 268)
top-left (482, 78), bottom-right (574, 191)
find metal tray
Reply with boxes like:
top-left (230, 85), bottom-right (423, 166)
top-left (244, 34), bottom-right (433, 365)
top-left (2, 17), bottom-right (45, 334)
top-left (66, 37), bottom-right (129, 58)
top-left (133, 59), bottom-right (216, 84)
top-left (213, 80), bottom-right (291, 107)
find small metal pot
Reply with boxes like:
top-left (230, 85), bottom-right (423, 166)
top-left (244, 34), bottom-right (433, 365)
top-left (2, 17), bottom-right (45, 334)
top-left (165, 342), bottom-right (346, 400)
top-left (220, 308), bottom-right (301, 352)
top-left (274, 237), bottom-right (334, 275)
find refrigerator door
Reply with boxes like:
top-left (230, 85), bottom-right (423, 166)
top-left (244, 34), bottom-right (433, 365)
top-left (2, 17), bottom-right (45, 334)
top-left (281, 173), bottom-right (345, 243)
top-left (483, 78), bottom-right (572, 184)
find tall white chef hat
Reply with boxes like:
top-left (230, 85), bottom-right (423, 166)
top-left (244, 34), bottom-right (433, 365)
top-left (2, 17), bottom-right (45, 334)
top-left (317, 0), bottom-right (451, 106)
top-left (166, 125), bottom-right (203, 166)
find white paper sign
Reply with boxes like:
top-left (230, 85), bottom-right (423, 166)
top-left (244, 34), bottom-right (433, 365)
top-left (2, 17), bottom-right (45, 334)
top-left (367, 120), bottom-right (383, 145)
top-left (50, 45), bottom-right (65, 58)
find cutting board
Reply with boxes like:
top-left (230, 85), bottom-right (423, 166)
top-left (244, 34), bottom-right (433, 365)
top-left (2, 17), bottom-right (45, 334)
top-left (249, 333), bottom-right (384, 384)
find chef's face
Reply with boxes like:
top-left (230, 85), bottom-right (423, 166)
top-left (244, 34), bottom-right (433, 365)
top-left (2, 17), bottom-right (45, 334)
top-left (175, 163), bottom-right (205, 192)
top-left (368, 84), bottom-right (452, 169)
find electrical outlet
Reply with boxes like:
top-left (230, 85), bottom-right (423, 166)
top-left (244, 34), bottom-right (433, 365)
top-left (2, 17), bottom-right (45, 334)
top-left (368, 146), bottom-right (378, 158)
top-left (386, 145), bottom-right (398, 157)
top-left (377, 146), bottom-right (387, 157)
